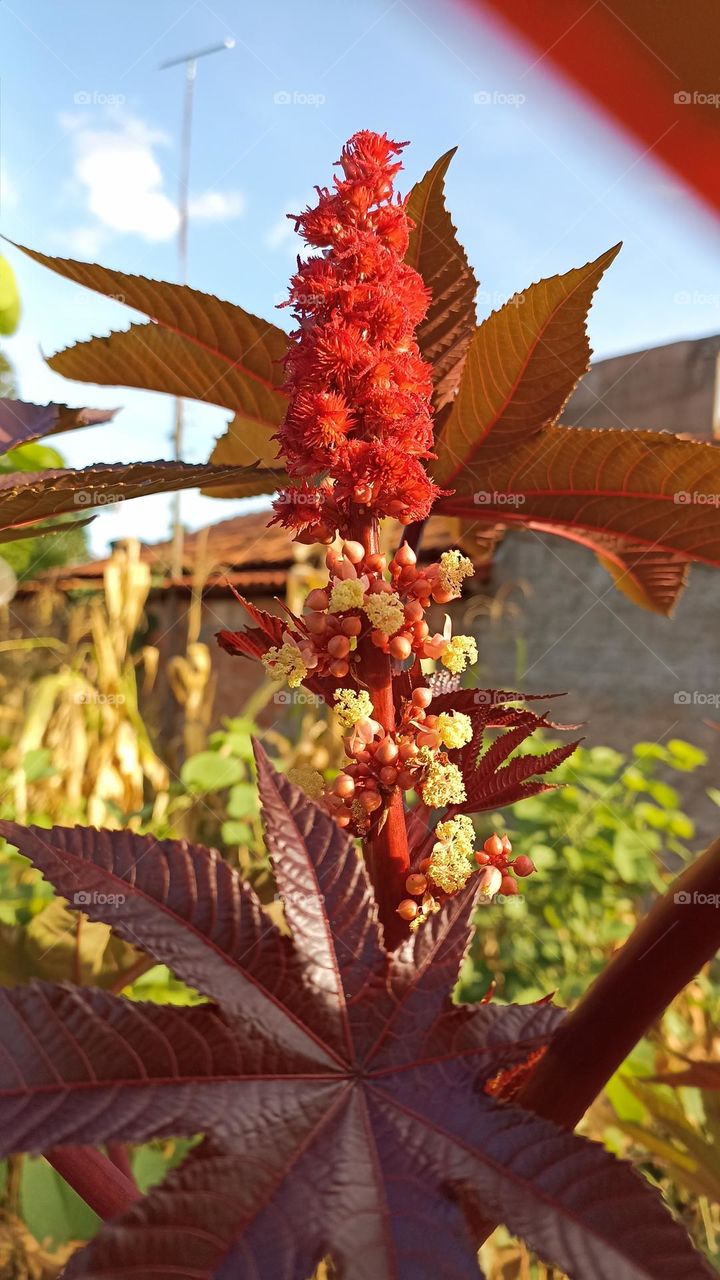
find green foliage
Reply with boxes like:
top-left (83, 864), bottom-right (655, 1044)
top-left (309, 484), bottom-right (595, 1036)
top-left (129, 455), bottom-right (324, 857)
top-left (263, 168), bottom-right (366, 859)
top-left (0, 257), bottom-right (20, 336)
top-left (459, 738), bottom-right (707, 1005)
top-left (0, 441), bottom-right (89, 579)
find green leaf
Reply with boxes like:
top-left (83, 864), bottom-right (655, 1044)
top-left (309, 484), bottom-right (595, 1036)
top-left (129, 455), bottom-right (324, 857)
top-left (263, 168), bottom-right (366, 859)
top-left (0, 257), bottom-right (20, 335)
top-left (226, 782), bottom-right (259, 818)
top-left (180, 751), bottom-right (245, 793)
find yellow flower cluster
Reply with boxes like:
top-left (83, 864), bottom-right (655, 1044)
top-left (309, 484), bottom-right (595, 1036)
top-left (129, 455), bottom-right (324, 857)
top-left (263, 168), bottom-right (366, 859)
top-left (419, 753), bottom-right (467, 808)
top-left (262, 641), bottom-right (308, 688)
top-left (428, 814), bottom-right (476, 893)
top-left (437, 711), bottom-right (473, 750)
top-left (436, 814), bottom-right (475, 859)
top-left (333, 687), bottom-right (374, 732)
top-left (288, 765), bottom-right (325, 800)
top-left (329, 579), bottom-right (365, 613)
top-left (441, 635), bottom-right (478, 674)
top-left (363, 590), bottom-right (405, 636)
top-left (438, 549), bottom-right (474, 594)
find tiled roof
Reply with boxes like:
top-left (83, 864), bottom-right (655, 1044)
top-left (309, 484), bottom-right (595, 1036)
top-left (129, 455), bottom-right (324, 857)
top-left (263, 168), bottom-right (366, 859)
top-left (17, 508), bottom-right (497, 595)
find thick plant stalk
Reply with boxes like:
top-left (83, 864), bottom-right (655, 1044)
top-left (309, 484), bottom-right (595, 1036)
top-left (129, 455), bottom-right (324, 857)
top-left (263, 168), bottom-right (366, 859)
top-left (468, 836), bottom-right (720, 1248)
top-left (47, 1146), bottom-right (141, 1220)
top-left (516, 834), bottom-right (720, 1125)
top-left (352, 509), bottom-right (410, 943)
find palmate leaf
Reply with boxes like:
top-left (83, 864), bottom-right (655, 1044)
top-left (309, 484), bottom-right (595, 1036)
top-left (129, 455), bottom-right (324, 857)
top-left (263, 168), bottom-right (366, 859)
top-left (0, 460), bottom-right (260, 544)
top-left (0, 753), bottom-right (711, 1280)
top-left (432, 244), bottom-right (620, 484)
top-left (202, 411), bottom-right (285, 499)
top-left (427, 688), bottom-right (579, 815)
top-left (10, 241), bottom-right (289, 437)
top-left (438, 423), bottom-right (720, 613)
top-left (0, 398), bottom-right (115, 451)
top-left (405, 149), bottom-right (478, 410)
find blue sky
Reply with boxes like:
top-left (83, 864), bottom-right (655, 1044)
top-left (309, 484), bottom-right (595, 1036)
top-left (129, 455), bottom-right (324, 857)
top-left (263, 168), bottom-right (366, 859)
top-left (1, 0), bottom-right (719, 555)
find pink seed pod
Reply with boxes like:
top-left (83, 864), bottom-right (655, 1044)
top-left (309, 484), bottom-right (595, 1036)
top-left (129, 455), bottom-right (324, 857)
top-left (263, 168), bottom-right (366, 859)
top-left (342, 540), bottom-right (365, 564)
top-left (477, 866), bottom-right (503, 899)
top-left (512, 855), bottom-right (536, 877)
top-left (394, 543), bottom-right (417, 567)
top-left (306, 588), bottom-right (329, 612)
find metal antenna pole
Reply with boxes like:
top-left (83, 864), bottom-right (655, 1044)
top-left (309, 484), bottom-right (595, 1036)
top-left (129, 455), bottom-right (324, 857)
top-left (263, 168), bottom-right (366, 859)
top-left (160, 37), bottom-right (235, 580)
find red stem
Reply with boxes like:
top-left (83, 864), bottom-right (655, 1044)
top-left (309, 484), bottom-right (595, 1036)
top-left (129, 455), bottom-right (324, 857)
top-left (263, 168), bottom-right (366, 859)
top-left (517, 834), bottom-right (720, 1126)
top-left (470, 835), bottom-right (720, 1246)
top-left (46, 1146), bottom-right (140, 1220)
top-left (106, 1141), bottom-right (137, 1186)
top-left (351, 508), bottom-right (411, 944)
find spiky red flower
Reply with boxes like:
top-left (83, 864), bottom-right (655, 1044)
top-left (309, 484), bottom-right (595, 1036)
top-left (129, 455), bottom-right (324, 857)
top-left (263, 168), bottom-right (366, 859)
top-left (274, 131), bottom-right (443, 537)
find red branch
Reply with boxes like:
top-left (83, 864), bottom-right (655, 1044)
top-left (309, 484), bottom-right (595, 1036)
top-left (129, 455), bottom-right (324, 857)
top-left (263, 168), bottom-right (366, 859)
top-left (517, 834), bottom-right (720, 1126)
top-left (352, 509), bottom-right (410, 945)
top-left (47, 1146), bottom-right (140, 1220)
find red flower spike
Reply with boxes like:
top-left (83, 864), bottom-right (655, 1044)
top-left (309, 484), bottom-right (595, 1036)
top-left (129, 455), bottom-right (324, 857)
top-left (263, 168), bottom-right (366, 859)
top-left (274, 131), bottom-right (443, 538)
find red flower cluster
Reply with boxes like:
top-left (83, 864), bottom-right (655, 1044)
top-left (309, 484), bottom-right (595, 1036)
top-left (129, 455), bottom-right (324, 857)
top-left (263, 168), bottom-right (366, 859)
top-left (272, 131), bottom-right (443, 540)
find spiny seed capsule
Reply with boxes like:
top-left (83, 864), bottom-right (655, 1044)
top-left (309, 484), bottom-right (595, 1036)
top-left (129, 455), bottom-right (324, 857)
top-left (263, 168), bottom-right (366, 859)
top-left (396, 898), bottom-right (419, 921)
top-left (483, 834), bottom-right (504, 858)
top-left (405, 873), bottom-right (428, 896)
top-left (512, 855), bottom-right (535, 877)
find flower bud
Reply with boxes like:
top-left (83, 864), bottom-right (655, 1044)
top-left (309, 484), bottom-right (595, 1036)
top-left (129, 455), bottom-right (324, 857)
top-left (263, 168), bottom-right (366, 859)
top-left (477, 866), bottom-right (503, 899)
top-left (512, 855), bottom-right (535, 878)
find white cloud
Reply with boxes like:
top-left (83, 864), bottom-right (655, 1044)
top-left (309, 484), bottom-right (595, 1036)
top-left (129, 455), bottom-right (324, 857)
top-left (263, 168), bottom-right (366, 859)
top-left (188, 190), bottom-right (245, 221)
top-left (60, 111), bottom-right (245, 245)
top-left (61, 111), bottom-right (179, 242)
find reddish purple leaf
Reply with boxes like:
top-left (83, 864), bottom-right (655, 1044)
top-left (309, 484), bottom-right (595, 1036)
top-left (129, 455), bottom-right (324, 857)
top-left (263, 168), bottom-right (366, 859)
top-left (0, 397), bottom-right (115, 450)
top-left (0, 767), bottom-right (710, 1280)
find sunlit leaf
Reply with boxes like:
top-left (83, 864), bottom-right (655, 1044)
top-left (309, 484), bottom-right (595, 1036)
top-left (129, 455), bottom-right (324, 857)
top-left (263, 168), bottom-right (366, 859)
top-left (0, 398), bottom-right (115, 453)
top-left (405, 149), bottom-right (478, 409)
top-left (433, 244), bottom-right (621, 483)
